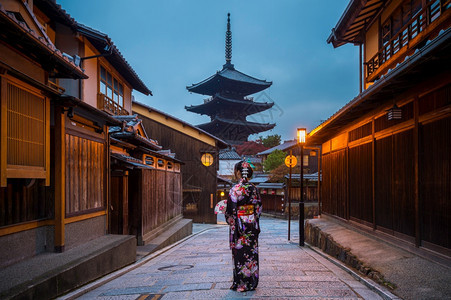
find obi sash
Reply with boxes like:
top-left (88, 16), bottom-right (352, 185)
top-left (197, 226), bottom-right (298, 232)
top-left (238, 205), bottom-right (254, 217)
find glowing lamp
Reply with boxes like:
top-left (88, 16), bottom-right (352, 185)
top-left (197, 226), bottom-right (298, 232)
top-left (387, 104), bottom-right (402, 120)
top-left (220, 191), bottom-right (225, 197)
top-left (297, 128), bottom-right (306, 144)
top-left (201, 153), bottom-right (213, 166)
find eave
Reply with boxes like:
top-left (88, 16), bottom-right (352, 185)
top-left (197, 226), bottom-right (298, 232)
top-left (185, 94), bottom-right (274, 115)
top-left (187, 66), bottom-right (272, 96)
top-left (310, 28), bottom-right (451, 145)
top-left (76, 24), bottom-right (152, 96)
top-left (327, 0), bottom-right (386, 48)
top-left (0, 4), bottom-right (86, 79)
top-left (198, 117), bottom-right (276, 134)
top-left (132, 100), bottom-right (229, 149)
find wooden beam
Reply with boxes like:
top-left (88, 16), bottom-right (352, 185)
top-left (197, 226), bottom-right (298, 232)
top-left (54, 106), bottom-right (66, 252)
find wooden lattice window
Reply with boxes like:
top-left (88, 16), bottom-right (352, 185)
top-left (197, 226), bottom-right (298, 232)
top-left (99, 65), bottom-right (124, 108)
top-left (1, 77), bottom-right (50, 187)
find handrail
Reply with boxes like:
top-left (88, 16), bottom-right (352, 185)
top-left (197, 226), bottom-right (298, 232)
top-left (366, 0), bottom-right (450, 78)
top-left (47, 80), bottom-right (65, 93)
top-left (97, 93), bottom-right (128, 115)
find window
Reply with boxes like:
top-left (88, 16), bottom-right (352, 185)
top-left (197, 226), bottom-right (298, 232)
top-left (1, 77), bottom-right (50, 187)
top-left (381, 0), bottom-right (422, 47)
top-left (144, 154), bottom-right (155, 166)
top-left (99, 66), bottom-right (124, 108)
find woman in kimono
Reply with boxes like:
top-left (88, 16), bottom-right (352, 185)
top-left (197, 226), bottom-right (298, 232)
top-left (225, 160), bottom-right (262, 292)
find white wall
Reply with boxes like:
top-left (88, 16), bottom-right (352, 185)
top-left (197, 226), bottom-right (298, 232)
top-left (218, 159), bottom-right (240, 176)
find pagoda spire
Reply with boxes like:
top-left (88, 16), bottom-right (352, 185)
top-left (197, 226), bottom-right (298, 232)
top-left (224, 13), bottom-right (233, 68)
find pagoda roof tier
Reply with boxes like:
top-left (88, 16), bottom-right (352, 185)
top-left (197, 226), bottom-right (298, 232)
top-left (197, 117), bottom-right (275, 135)
top-left (187, 65), bottom-right (272, 96)
top-left (185, 94), bottom-right (274, 115)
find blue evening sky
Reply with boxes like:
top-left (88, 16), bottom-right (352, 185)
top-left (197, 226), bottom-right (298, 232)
top-left (58, 0), bottom-right (359, 141)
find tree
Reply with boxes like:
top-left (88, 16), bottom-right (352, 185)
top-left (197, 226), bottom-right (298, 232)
top-left (268, 164), bottom-right (290, 183)
top-left (263, 149), bottom-right (286, 172)
top-left (235, 141), bottom-right (268, 156)
top-left (260, 134), bottom-right (281, 148)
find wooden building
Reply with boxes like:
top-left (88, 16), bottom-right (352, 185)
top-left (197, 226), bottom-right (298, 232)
top-left (65, 20), bottom-right (184, 245)
top-left (309, 0), bottom-right (450, 257)
top-left (109, 115), bottom-right (183, 245)
top-left (133, 101), bottom-right (228, 224)
top-left (0, 0), bottom-right (185, 274)
top-left (0, 0), bottom-right (125, 267)
top-left (185, 13), bottom-right (275, 145)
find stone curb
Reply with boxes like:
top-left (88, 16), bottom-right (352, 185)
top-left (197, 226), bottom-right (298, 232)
top-left (305, 221), bottom-right (397, 289)
top-left (58, 228), bottom-right (215, 300)
top-left (305, 242), bottom-right (400, 300)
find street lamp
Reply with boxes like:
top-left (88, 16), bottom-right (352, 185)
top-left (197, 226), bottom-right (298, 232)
top-left (297, 128), bottom-right (306, 246)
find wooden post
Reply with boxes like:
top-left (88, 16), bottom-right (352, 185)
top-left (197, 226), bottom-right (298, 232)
top-left (359, 44), bottom-right (363, 94)
top-left (372, 119), bottom-right (376, 230)
top-left (318, 149), bottom-right (321, 216)
top-left (346, 147), bottom-right (350, 220)
top-left (0, 76), bottom-right (7, 187)
top-left (54, 106), bottom-right (66, 252)
top-left (45, 97), bottom-right (50, 186)
top-left (414, 97), bottom-right (420, 247)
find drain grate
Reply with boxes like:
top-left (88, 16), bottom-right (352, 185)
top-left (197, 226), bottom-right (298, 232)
top-left (157, 264), bottom-right (194, 271)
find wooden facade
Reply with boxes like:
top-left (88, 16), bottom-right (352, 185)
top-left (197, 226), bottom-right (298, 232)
top-left (129, 168), bottom-right (182, 244)
top-left (0, 0), bottom-right (118, 267)
top-left (0, 0), bottom-right (158, 269)
top-left (314, 0), bottom-right (450, 256)
top-left (109, 115), bottom-right (183, 245)
top-left (133, 102), bottom-right (228, 224)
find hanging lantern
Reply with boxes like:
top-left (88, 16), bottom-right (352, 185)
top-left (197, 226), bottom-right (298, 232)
top-left (387, 104), bottom-right (402, 120)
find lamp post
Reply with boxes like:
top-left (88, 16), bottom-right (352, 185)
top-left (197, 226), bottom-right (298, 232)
top-left (297, 128), bottom-right (306, 247)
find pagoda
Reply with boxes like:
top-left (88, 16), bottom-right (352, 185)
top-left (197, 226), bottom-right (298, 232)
top-left (186, 13), bottom-right (275, 144)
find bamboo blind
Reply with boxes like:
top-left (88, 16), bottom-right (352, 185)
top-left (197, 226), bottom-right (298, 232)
top-left (6, 83), bottom-right (45, 167)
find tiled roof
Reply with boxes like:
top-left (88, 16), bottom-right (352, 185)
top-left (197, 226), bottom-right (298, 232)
top-left (133, 101), bottom-right (229, 148)
top-left (257, 182), bottom-right (285, 189)
top-left (285, 173), bottom-right (321, 181)
top-left (109, 115), bottom-right (162, 150)
top-left (257, 140), bottom-right (297, 156)
top-left (0, 2), bottom-right (86, 79)
top-left (110, 152), bottom-right (153, 169)
top-left (187, 65), bottom-right (272, 96)
top-left (249, 174), bottom-right (269, 184)
top-left (219, 148), bottom-right (241, 160)
top-left (76, 23), bottom-right (152, 96)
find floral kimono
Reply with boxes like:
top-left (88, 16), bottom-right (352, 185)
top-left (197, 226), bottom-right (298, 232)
top-left (225, 178), bottom-right (262, 292)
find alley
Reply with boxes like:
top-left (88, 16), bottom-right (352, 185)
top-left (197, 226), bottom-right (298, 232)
top-left (65, 217), bottom-right (383, 299)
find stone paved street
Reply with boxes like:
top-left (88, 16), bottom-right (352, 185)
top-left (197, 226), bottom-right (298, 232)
top-left (69, 217), bottom-right (383, 299)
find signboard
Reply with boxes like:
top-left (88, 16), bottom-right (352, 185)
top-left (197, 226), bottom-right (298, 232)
top-left (285, 155), bottom-right (297, 167)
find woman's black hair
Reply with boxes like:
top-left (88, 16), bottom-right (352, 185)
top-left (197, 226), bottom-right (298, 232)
top-left (234, 160), bottom-right (253, 179)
